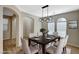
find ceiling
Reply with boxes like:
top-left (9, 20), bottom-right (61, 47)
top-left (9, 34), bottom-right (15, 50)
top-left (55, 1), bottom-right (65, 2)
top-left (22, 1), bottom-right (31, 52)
top-left (16, 5), bottom-right (79, 17)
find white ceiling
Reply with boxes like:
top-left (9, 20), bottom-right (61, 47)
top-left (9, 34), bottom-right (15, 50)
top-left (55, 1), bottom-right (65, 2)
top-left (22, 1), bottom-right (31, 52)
top-left (16, 5), bottom-right (79, 17)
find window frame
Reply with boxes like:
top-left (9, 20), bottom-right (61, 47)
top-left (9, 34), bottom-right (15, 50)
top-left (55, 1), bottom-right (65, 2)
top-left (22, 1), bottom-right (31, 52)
top-left (47, 18), bottom-right (67, 37)
top-left (3, 18), bottom-right (9, 32)
top-left (56, 18), bottom-right (67, 37)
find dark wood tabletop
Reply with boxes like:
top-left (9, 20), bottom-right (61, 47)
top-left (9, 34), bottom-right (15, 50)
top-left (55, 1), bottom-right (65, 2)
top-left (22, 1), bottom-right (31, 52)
top-left (28, 35), bottom-right (60, 54)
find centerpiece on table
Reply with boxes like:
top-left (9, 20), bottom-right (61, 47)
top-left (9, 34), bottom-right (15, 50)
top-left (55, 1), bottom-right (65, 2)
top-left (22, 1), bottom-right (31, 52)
top-left (40, 28), bottom-right (48, 38)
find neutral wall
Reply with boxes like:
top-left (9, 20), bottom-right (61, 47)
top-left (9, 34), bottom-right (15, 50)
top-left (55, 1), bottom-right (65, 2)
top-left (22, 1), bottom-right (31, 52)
top-left (34, 16), bottom-right (42, 33)
top-left (22, 12), bottom-right (41, 37)
top-left (42, 10), bottom-right (79, 47)
top-left (23, 15), bottom-right (34, 37)
top-left (0, 6), bottom-right (3, 53)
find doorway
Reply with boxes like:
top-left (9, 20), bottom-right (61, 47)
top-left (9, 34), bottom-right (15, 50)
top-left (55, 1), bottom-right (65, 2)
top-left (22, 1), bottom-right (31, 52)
top-left (3, 7), bottom-right (17, 53)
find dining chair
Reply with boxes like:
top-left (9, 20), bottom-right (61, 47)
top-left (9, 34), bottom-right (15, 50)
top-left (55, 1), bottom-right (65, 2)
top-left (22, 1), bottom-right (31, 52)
top-left (52, 32), bottom-right (59, 44)
top-left (55, 35), bottom-right (69, 54)
top-left (29, 33), bottom-right (38, 46)
top-left (21, 38), bottom-right (38, 54)
top-left (29, 32), bottom-right (43, 53)
top-left (46, 35), bottom-right (70, 54)
top-left (53, 33), bottom-right (66, 47)
top-left (49, 32), bottom-right (58, 47)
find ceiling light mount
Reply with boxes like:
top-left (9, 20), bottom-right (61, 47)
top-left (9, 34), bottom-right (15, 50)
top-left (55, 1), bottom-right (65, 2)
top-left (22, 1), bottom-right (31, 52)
top-left (42, 5), bottom-right (49, 9)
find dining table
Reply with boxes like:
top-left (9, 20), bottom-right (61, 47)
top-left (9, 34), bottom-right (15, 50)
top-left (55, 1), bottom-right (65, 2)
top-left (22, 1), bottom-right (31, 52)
top-left (28, 35), bottom-right (60, 54)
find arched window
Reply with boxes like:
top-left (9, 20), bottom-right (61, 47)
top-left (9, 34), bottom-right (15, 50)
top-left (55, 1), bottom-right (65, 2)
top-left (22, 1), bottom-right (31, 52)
top-left (48, 19), bottom-right (55, 35)
top-left (57, 18), bottom-right (67, 37)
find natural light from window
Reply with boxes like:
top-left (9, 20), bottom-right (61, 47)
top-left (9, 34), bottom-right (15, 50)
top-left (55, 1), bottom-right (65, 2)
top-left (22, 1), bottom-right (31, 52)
top-left (48, 22), bottom-right (55, 35)
top-left (3, 18), bottom-right (8, 32)
top-left (57, 18), bottom-right (67, 37)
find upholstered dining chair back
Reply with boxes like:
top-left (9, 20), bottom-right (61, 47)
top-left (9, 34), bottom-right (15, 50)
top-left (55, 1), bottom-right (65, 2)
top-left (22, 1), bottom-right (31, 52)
top-left (55, 35), bottom-right (69, 54)
top-left (21, 38), bottom-right (31, 54)
top-left (63, 35), bottom-right (69, 47)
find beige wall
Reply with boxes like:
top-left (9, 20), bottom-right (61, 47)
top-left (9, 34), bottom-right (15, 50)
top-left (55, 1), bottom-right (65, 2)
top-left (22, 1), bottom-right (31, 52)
top-left (23, 15), bottom-right (34, 37)
top-left (34, 16), bottom-right (42, 33)
top-left (0, 6), bottom-right (3, 53)
top-left (22, 12), bottom-right (41, 37)
top-left (42, 10), bottom-right (79, 47)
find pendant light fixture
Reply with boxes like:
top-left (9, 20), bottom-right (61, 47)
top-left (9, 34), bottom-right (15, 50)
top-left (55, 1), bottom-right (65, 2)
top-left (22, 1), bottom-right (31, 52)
top-left (40, 5), bottom-right (53, 23)
top-left (40, 5), bottom-right (48, 23)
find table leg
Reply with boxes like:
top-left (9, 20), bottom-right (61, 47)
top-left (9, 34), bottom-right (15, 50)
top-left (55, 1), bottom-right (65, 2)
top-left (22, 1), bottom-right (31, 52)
top-left (42, 45), bottom-right (46, 54)
top-left (28, 39), bottom-right (30, 46)
top-left (58, 37), bottom-right (60, 41)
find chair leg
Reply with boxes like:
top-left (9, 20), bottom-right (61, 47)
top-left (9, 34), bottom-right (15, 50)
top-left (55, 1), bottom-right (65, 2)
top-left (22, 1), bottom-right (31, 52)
top-left (63, 47), bottom-right (66, 53)
top-left (35, 52), bottom-right (39, 54)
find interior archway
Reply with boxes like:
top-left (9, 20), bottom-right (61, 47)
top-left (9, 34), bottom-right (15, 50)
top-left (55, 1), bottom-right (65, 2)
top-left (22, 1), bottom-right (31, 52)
top-left (3, 7), bottom-right (20, 53)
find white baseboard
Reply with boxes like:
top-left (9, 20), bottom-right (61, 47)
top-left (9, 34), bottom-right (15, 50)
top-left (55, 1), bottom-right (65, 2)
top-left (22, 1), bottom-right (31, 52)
top-left (67, 43), bottom-right (79, 48)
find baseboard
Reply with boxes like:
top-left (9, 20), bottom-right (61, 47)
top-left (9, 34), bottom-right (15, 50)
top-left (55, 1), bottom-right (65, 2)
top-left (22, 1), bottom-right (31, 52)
top-left (67, 43), bottom-right (79, 48)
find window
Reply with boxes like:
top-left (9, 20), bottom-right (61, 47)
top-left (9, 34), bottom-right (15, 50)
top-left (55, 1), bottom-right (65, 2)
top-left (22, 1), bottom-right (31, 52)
top-left (3, 18), bottom-right (8, 32)
top-left (47, 18), bottom-right (67, 37)
top-left (48, 21), bottom-right (55, 35)
top-left (57, 18), bottom-right (67, 37)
